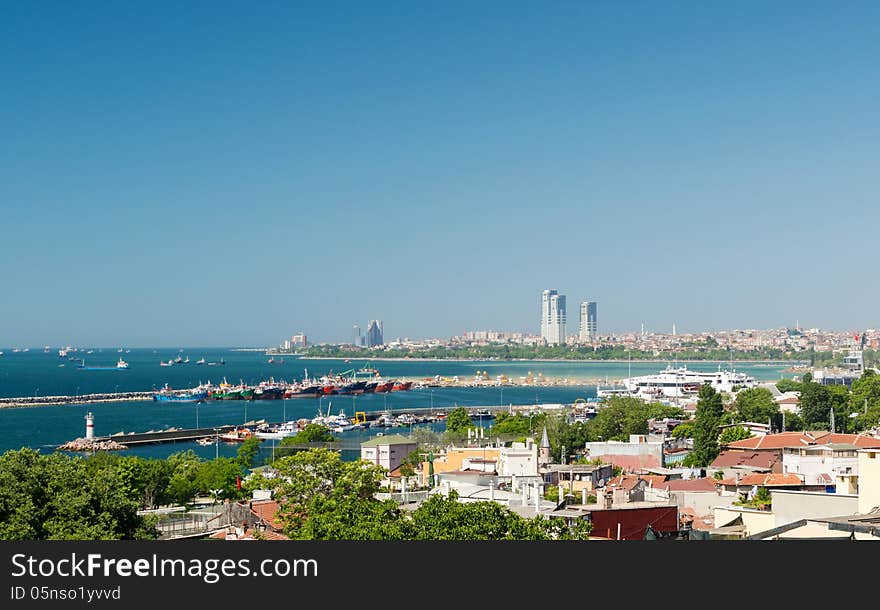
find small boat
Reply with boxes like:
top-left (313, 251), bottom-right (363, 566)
top-left (268, 357), bottom-right (275, 364)
top-left (196, 357), bottom-right (206, 365)
top-left (219, 428), bottom-right (253, 443)
top-left (196, 437), bottom-right (214, 446)
top-left (174, 355), bottom-right (184, 364)
top-left (160, 360), bottom-right (173, 367)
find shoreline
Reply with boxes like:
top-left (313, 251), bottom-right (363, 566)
top-left (298, 356), bottom-right (803, 364)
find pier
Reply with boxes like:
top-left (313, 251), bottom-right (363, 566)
top-left (61, 403), bottom-right (575, 449)
top-left (0, 391), bottom-right (154, 409)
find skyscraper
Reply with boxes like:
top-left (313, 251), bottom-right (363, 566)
top-left (366, 320), bottom-right (384, 347)
top-left (579, 301), bottom-right (597, 342)
top-left (540, 290), bottom-right (566, 345)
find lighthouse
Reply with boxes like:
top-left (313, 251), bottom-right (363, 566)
top-left (85, 412), bottom-right (95, 440)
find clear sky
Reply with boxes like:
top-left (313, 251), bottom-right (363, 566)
top-left (2, 2), bottom-right (879, 346)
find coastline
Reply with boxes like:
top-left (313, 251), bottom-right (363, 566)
top-left (298, 356), bottom-right (805, 364)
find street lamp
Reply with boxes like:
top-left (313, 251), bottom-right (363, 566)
top-left (213, 428), bottom-right (220, 460)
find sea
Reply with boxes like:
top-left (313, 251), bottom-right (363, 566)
top-left (0, 348), bottom-right (796, 460)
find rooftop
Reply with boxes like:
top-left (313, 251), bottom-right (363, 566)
top-left (360, 434), bottom-right (417, 447)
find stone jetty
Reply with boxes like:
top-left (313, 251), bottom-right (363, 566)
top-left (0, 391), bottom-right (153, 409)
top-left (57, 438), bottom-right (129, 452)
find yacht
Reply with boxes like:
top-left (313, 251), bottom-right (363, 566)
top-left (255, 421), bottom-right (299, 440)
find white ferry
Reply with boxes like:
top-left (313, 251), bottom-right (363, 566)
top-left (613, 365), bottom-right (758, 400)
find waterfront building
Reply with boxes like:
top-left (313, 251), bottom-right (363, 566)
top-left (366, 320), bottom-right (384, 347)
top-left (291, 333), bottom-right (308, 347)
top-left (578, 301), bottom-right (597, 342)
top-left (540, 290), bottom-right (566, 345)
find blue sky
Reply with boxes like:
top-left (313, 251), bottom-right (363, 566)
top-left (2, 2), bottom-right (879, 346)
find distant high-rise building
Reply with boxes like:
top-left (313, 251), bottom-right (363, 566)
top-left (353, 325), bottom-right (363, 346)
top-left (291, 333), bottom-right (308, 347)
top-left (579, 301), bottom-right (597, 342)
top-left (540, 290), bottom-right (566, 345)
top-left (366, 320), bottom-right (384, 347)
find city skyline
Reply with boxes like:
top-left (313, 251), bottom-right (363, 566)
top-left (3, 3), bottom-right (880, 346)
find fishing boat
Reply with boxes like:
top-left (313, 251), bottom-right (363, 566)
top-left (152, 384), bottom-right (208, 403)
top-left (338, 380), bottom-right (368, 395)
top-left (374, 380), bottom-right (395, 393)
top-left (391, 380), bottom-right (413, 391)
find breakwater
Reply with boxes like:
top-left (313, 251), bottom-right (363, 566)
top-left (0, 391), bottom-right (153, 409)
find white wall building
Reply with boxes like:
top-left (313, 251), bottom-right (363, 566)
top-left (782, 443), bottom-right (859, 486)
top-left (360, 434), bottom-right (417, 472)
top-left (497, 438), bottom-right (539, 477)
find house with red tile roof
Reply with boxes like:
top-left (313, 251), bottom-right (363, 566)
top-left (716, 472), bottom-right (810, 494)
top-left (710, 449), bottom-right (781, 474)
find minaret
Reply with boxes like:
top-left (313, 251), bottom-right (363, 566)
top-left (539, 426), bottom-right (551, 464)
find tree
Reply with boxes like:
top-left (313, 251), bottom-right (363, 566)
top-left (718, 426), bottom-right (752, 445)
top-left (671, 421), bottom-right (695, 439)
top-left (775, 378), bottom-right (802, 393)
top-left (444, 407), bottom-right (473, 434)
top-left (799, 381), bottom-right (837, 429)
top-left (851, 370), bottom-right (880, 429)
top-left (290, 424), bottom-right (336, 443)
top-left (236, 437), bottom-right (263, 470)
top-left (684, 384), bottom-right (723, 467)
top-left (733, 387), bottom-right (781, 429)
top-left (271, 449), bottom-right (386, 537)
top-left (404, 492), bottom-right (590, 540)
top-left (0, 449), bottom-right (158, 540)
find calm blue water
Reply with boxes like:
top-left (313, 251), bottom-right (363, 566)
top-left (0, 348), bottom-right (793, 459)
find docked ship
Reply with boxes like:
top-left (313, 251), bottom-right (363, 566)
top-left (255, 421), bottom-right (299, 440)
top-left (616, 365), bottom-right (758, 400)
top-left (373, 380), bottom-right (395, 393)
top-left (152, 384), bottom-right (208, 403)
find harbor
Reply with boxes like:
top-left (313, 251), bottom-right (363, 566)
top-left (57, 402), bottom-right (569, 451)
